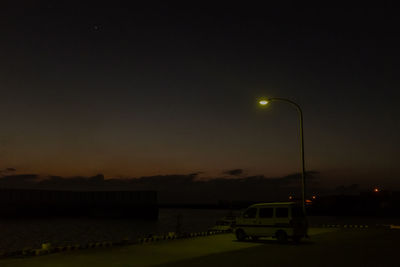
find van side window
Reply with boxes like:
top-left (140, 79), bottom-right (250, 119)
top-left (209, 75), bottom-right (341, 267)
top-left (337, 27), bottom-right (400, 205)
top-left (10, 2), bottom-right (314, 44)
top-left (275, 207), bottom-right (289, 218)
top-left (243, 208), bottom-right (257, 218)
top-left (259, 208), bottom-right (273, 218)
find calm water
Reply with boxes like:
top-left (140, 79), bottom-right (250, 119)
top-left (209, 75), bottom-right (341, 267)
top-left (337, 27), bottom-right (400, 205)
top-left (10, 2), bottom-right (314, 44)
top-left (0, 208), bottom-right (235, 253)
top-left (0, 208), bottom-right (399, 253)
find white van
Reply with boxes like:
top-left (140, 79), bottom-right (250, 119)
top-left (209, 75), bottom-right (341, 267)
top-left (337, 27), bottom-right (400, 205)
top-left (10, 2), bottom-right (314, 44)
top-left (234, 202), bottom-right (308, 243)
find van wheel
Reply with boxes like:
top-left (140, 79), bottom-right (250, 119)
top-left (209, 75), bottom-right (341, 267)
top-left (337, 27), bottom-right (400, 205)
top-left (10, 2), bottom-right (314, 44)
top-left (235, 229), bottom-right (246, 241)
top-left (276, 230), bottom-right (288, 244)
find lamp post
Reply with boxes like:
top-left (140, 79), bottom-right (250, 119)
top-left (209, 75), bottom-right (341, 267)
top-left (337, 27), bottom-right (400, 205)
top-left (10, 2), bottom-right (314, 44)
top-left (259, 98), bottom-right (306, 214)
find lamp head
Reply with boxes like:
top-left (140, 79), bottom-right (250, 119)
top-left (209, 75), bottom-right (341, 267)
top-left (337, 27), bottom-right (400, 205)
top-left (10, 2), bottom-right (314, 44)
top-left (259, 100), bottom-right (269, 106)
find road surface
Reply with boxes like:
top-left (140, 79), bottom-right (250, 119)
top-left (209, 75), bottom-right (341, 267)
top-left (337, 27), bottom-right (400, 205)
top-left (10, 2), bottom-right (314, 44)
top-left (1, 228), bottom-right (398, 266)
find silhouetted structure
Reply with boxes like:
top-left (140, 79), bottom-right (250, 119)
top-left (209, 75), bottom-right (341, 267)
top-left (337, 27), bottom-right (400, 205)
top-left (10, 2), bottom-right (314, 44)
top-left (308, 190), bottom-right (400, 217)
top-left (0, 189), bottom-right (158, 219)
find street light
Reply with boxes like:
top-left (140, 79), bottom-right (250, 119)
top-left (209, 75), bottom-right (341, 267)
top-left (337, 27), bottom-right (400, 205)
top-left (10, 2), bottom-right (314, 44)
top-left (259, 97), bottom-right (307, 214)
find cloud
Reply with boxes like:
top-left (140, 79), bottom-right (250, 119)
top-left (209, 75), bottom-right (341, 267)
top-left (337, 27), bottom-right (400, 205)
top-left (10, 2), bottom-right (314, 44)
top-left (0, 167), bottom-right (17, 176)
top-left (223, 169), bottom-right (244, 176)
top-left (0, 174), bottom-right (39, 188)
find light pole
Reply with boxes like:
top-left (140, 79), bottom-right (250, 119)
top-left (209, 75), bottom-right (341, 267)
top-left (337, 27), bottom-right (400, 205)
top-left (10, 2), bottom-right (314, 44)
top-left (259, 98), bottom-right (306, 214)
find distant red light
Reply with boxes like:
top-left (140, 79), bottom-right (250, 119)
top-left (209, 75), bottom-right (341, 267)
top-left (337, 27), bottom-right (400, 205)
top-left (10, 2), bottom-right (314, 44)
top-left (373, 188), bottom-right (379, 193)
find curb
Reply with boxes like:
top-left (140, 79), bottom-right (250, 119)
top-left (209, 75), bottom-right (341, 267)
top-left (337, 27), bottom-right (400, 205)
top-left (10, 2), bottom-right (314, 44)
top-left (0, 230), bottom-right (230, 259)
top-left (320, 224), bottom-right (369, 229)
top-left (138, 230), bottom-right (228, 244)
top-left (320, 224), bottom-right (400, 230)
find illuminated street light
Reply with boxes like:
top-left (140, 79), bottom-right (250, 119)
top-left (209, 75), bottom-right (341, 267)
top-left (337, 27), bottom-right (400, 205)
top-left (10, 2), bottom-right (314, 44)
top-left (374, 188), bottom-right (379, 193)
top-left (259, 97), bottom-right (307, 214)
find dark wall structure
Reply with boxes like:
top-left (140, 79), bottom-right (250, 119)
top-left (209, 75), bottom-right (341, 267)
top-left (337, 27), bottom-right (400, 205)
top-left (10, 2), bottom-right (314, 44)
top-left (308, 191), bottom-right (400, 217)
top-left (0, 189), bottom-right (158, 219)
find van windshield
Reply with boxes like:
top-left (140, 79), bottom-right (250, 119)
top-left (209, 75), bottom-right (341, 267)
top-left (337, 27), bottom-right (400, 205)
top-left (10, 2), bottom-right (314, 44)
top-left (291, 206), bottom-right (305, 217)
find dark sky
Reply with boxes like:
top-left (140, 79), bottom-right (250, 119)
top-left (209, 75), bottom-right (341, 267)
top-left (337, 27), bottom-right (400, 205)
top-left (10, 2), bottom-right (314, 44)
top-left (1, 3), bottom-right (399, 189)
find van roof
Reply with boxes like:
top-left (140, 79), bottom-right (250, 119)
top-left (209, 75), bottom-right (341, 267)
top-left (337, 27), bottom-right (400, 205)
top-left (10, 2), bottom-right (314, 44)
top-left (249, 202), bottom-right (296, 207)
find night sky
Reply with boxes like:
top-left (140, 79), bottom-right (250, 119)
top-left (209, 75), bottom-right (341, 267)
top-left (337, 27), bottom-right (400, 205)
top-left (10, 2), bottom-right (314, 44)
top-left (1, 3), bottom-right (399, 189)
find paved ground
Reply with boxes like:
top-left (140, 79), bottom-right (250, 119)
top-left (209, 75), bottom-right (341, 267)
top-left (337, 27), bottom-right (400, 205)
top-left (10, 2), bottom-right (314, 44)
top-left (160, 229), bottom-right (399, 267)
top-left (1, 228), bottom-right (398, 267)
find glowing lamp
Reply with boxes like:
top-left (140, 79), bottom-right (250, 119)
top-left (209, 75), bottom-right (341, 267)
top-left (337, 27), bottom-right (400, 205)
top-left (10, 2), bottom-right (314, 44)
top-left (373, 188), bottom-right (379, 193)
top-left (259, 100), bottom-right (269, 105)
